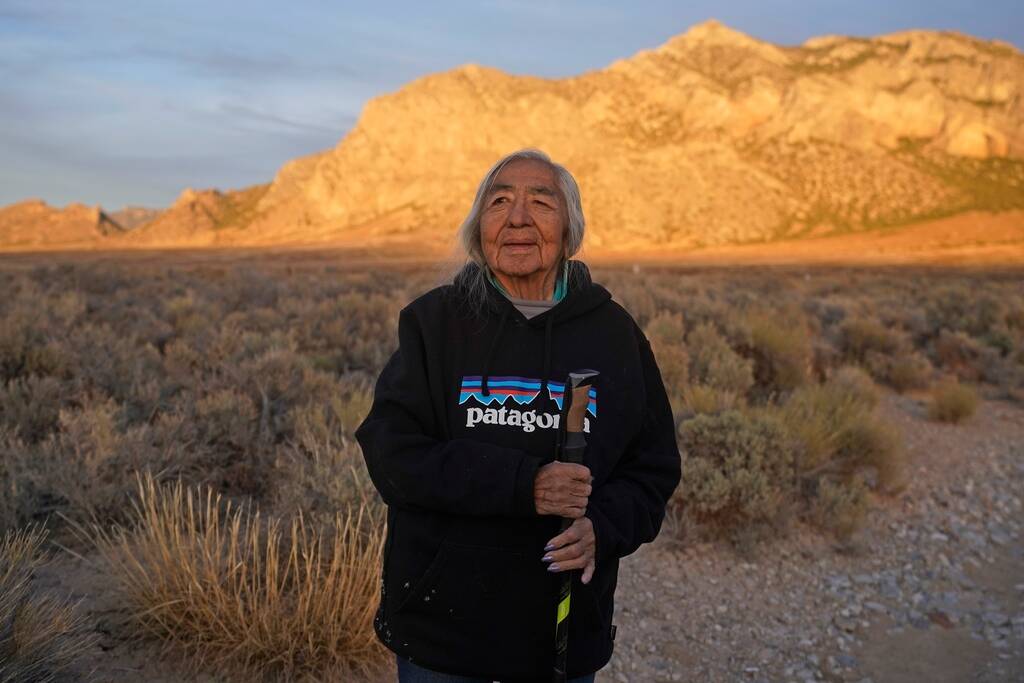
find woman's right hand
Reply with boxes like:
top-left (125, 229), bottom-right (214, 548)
top-left (533, 462), bottom-right (592, 518)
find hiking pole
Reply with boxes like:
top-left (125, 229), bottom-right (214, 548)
top-left (552, 369), bottom-right (599, 683)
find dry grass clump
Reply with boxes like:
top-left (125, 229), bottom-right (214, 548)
top-left (680, 383), bottom-right (743, 415)
top-left (810, 477), bottom-right (869, 541)
top-left (0, 526), bottom-right (95, 682)
top-left (89, 475), bottom-right (387, 681)
top-left (928, 380), bottom-right (979, 423)
top-left (742, 311), bottom-right (813, 397)
top-left (780, 367), bottom-right (905, 493)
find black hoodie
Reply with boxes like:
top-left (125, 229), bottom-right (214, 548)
top-left (355, 260), bottom-right (681, 681)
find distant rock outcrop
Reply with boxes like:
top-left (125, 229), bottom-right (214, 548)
top-left (2, 21), bottom-right (1022, 251)
top-left (0, 199), bottom-right (126, 249)
top-left (110, 206), bottom-right (162, 230)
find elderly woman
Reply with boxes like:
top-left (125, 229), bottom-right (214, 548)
top-left (355, 149), bottom-right (681, 683)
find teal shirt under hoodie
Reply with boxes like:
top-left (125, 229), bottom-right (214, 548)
top-left (485, 261), bottom-right (568, 319)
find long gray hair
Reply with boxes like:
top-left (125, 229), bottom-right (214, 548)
top-left (451, 148), bottom-right (586, 313)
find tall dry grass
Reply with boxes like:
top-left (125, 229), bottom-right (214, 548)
top-left (86, 474), bottom-right (387, 681)
top-left (0, 526), bottom-right (95, 683)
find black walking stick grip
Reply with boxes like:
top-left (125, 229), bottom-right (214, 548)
top-left (552, 370), bottom-right (598, 683)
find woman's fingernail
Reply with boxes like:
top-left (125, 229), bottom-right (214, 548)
top-left (542, 555), bottom-right (553, 562)
top-left (544, 544), bottom-right (555, 551)
top-left (547, 563), bottom-right (560, 572)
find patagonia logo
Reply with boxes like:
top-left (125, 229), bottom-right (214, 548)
top-left (458, 375), bottom-right (597, 434)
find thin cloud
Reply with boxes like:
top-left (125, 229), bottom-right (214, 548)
top-left (217, 102), bottom-right (353, 135)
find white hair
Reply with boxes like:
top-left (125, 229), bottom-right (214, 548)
top-left (451, 148), bottom-right (586, 312)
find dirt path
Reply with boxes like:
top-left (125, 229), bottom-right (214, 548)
top-left (37, 391), bottom-right (1023, 682)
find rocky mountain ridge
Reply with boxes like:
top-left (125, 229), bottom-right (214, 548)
top-left (2, 21), bottom-right (1022, 252)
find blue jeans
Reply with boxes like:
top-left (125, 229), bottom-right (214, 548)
top-left (396, 655), bottom-right (597, 682)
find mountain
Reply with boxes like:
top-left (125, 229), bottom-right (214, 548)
top-left (2, 21), bottom-right (1023, 253)
top-left (116, 185), bottom-right (268, 247)
top-left (0, 199), bottom-right (126, 249)
top-left (109, 206), bottom-right (162, 230)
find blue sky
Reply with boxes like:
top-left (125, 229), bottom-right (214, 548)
top-left (1, 1), bottom-right (1021, 210)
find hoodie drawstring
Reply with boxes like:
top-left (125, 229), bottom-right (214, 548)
top-left (480, 306), bottom-right (509, 397)
top-left (539, 314), bottom-right (553, 397)
top-left (481, 306), bottom-right (554, 398)
top-left (482, 260), bottom-right (568, 397)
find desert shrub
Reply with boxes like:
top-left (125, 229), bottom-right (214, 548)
top-left (833, 414), bottom-right (905, 491)
top-left (883, 351), bottom-right (933, 393)
top-left (195, 388), bottom-right (258, 451)
top-left (827, 365), bottom-right (880, 408)
top-left (780, 373), bottom-right (876, 472)
top-left (645, 312), bottom-right (689, 394)
top-left (290, 376), bottom-right (374, 448)
top-left (839, 318), bottom-right (901, 361)
top-left (810, 478), bottom-right (869, 541)
top-left (0, 376), bottom-right (64, 443)
top-left (614, 282), bottom-right (657, 328)
top-left (63, 323), bottom-right (164, 404)
top-left (928, 380), bottom-right (978, 423)
top-left (273, 440), bottom-right (380, 526)
top-left (680, 383), bottom-right (742, 416)
top-left (0, 526), bottom-right (95, 682)
top-left (742, 311), bottom-right (812, 396)
top-left (240, 348), bottom-right (327, 443)
top-left (11, 398), bottom-right (204, 528)
top-left (932, 329), bottom-right (985, 381)
top-left (0, 428), bottom-right (27, 531)
top-left (29, 399), bottom-right (149, 523)
top-left (925, 287), bottom-right (1005, 339)
top-left (676, 411), bottom-right (797, 534)
top-left (686, 322), bottom-right (755, 395)
top-left (811, 339), bottom-right (841, 381)
top-left (90, 475), bottom-right (387, 681)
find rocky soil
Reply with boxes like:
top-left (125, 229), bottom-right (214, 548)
top-left (604, 391), bottom-right (1024, 683)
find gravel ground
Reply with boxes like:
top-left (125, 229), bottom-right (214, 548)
top-left (602, 392), bottom-right (1024, 683)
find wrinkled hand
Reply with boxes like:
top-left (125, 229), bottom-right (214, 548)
top-left (542, 516), bottom-right (597, 584)
top-left (534, 462), bottom-right (592, 518)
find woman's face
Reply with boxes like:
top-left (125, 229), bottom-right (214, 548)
top-left (479, 158), bottom-right (566, 291)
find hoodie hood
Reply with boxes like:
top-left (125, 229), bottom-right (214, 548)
top-left (453, 259), bottom-right (613, 400)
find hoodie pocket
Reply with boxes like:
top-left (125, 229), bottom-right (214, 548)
top-left (391, 539), bottom-right (554, 677)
